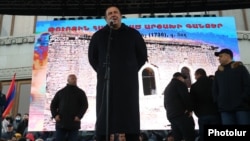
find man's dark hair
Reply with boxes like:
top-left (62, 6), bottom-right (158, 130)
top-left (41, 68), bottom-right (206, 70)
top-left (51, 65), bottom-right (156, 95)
top-left (195, 68), bottom-right (207, 76)
top-left (208, 75), bottom-right (215, 80)
top-left (104, 5), bottom-right (122, 17)
top-left (5, 116), bottom-right (11, 120)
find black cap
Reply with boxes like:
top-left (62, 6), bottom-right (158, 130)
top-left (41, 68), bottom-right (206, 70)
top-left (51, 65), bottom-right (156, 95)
top-left (173, 72), bottom-right (187, 79)
top-left (214, 48), bottom-right (233, 58)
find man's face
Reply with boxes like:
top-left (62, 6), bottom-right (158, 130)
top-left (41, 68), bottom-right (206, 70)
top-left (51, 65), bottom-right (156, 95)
top-left (7, 126), bottom-right (13, 131)
top-left (67, 74), bottom-right (77, 85)
top-left (195, 73), bottom-right (200, 80)
top-left (23, 114), bottom-right (29, 120)
top-left (105, 6), bottom-right (122, 29)
top-left (110, 134), bottom-right (115, 141)
top-left (118, 133), bottom-right (126, 141)
top-left (218, 53), bottom-right (232, 65)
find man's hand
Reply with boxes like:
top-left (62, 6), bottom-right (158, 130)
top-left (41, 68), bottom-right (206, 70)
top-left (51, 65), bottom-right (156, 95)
top-left (55, 115), bottom-right (60, 122)
top-left (184, 110), bottom-right (193, 117)
top-left (74, 116), bottom-right (80, 122)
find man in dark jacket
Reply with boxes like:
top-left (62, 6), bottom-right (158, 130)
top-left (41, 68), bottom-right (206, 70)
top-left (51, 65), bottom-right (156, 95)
top-left (1, 124), bottom-right (15, 140)
top-left (50, 74), bottom-right (88, 141)
top-left (16, 113), bottom-right (29, 136)
top-left (213, 48), bottom-right (250, 125)
top-left (88, 5), bottom-right (148, 141)
top-left (0, 81), bottom-right (6, 138)
top-left (164, 72), bottom-right (195, 141)
top-left (190, 68), bottom-right (221, 141)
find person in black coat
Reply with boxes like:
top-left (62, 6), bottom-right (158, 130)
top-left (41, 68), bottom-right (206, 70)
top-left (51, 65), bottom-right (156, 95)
top-left (50, 74), bottom-right (88, 141)
top-left (213, 48), bottom-right (250, 125)
top-left (88, 5), bottom-right (148, 141)
top-left (190, 68), bottom-right (221, 141)
top-left (0, 81), bottom-right (6, 138)
top-left (16, 113), bottom-right (29, 136)
top-left (1, 124), bottom-right (15, 140)
top-left (164, 72), bottom-right (195, 141)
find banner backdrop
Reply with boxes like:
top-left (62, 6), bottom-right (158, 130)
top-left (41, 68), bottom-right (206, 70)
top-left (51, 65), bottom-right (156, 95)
top-left (29, 17), bottom-right (239, 131)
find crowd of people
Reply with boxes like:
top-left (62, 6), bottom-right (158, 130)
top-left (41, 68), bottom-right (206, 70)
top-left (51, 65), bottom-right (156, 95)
top-left (164, 48), bottom-right (250, 141)
top-left (0, 113), bottom-right (49, 141)
top-left (1, 5), bottom-right (250, 141)
top-left (0, 128), bottom-right (193, 141)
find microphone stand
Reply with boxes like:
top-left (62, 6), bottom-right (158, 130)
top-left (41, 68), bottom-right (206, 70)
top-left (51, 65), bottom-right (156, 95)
top-left (104, 23), bottom-right (113, 141)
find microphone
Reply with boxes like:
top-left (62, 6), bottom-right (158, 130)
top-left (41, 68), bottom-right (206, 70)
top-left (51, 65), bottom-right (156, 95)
top-left (109, 19), bottom-right (114, 28)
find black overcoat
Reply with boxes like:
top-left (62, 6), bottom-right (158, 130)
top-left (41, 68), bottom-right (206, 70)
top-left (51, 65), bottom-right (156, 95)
top-left (213, 61), bottom-right (250, 112)
top-left (50, 84), bottom-right (89, 130)
top-left (88, 23), bottom-right (148, 135)
top-left (189, 76), bottom-right (219, 117)
top-left (164, 78), bottom-right (193, 120)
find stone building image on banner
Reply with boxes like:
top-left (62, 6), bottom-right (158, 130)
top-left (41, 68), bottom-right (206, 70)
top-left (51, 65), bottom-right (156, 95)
top-left (43, 32), bottom-right (220, 130)
top-left (140, 37), bottom-right (219, 96)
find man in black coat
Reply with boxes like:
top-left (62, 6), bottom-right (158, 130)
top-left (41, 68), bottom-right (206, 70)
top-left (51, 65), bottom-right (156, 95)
top-left (190, 68), bottom-right (221, 141)
top-left (16, 113), bottom-right (29, 136)
top-left (88, 5), bottom-right (148, 141)
top-left (213, 48), bottom-right (250, 125)
top-left (164, 72), bottom-right (195, 141)
top-left (50, 74), bottom-right (88, 141)
top-left (1, 124), bottom-right (15, 140)
top-left (0, 81), bottom-right (6, 138)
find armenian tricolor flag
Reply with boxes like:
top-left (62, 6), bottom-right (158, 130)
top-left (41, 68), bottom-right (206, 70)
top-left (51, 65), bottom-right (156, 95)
top-left (2, 73), bottom-right (16, 118)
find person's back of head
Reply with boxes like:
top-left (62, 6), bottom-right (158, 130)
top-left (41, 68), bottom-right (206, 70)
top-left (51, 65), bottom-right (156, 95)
top-left (195, 68), bottom-right (207, 80)
top-left (26, 133), bottom-right (35, 141)
top-left (173, 72), bottom-right (187, 83)
top-left (208, 75), bottom-right (215, 80)
top-left (165, 132), bottom-right (174, 141)
top-left (140, 132), bottom-right (149, 141)
top-left (15, 133), bottom-right (22, 140)
top-left (195, 68), bottom-right (207, 76)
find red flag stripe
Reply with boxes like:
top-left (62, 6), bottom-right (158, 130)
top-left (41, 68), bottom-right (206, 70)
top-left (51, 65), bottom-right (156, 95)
top-left (2, 100), bottom-right (14, 117)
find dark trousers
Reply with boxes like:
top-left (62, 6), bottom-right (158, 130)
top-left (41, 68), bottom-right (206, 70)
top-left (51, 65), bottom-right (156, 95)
top-left (198, 114), bottom-right (221, 141)
top-left (55, 127), bottom-right (79, 141)
top-left (96, 133), bottom-right (139, 141)
top-left (169, 115), bottom-right (196, 141)
top-left (220, 111), bottom-right (250, 125)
